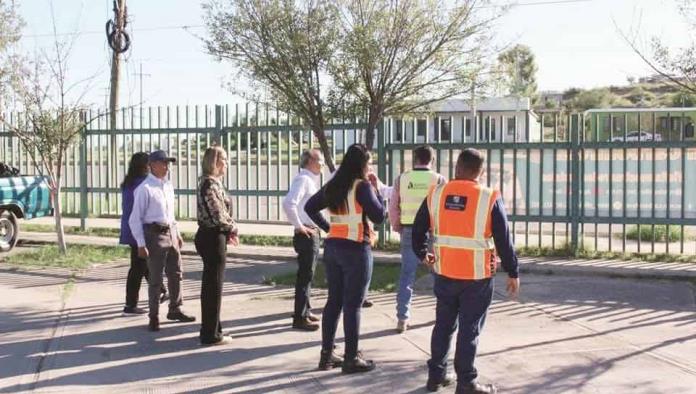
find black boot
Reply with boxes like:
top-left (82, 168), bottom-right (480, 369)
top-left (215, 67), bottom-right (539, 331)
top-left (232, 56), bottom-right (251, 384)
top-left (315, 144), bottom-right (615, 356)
top-left (342, 355), bottom-right (376, 374)
top-left (456, 381), bottom-right (498, 394)
top-left (318, 349), bottom-right (344, 370)
top-left (426, 374), bottom-right (454, 392)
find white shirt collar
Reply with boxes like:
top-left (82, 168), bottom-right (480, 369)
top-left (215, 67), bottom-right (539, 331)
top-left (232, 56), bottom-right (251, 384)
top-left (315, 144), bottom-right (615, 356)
top-left (147, 173), bottom-right (169, 186)
top-left (300, 168), bottom-right (319, 181)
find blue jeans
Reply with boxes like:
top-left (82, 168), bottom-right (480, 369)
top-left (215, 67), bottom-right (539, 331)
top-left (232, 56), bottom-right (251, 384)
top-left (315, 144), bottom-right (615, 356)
top-left (396, 226), bottom-right (421, 321)
top-left (321, 240), bottom-right (373, 360)
top-left (428, 275), bottom-right (493, 386)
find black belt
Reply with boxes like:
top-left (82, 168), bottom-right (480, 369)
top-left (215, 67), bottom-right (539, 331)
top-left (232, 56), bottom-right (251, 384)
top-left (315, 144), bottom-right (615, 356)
top-left (145, 223), bottom-right (171, 234)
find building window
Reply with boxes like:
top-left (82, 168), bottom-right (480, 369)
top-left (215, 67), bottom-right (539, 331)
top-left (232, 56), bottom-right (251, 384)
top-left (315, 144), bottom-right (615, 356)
top-left (490, 118), bottom-right (496, 141)
top-left (394, 118), bottom-right (403, 141)
top-left (417, 119), bottom-right (427, 139)
top-left (465, 118), bottom-right (472, 138)
top-left (439, 118), bottom-right (451, 141)
top-left (507, 117), bottom-right (516, 137)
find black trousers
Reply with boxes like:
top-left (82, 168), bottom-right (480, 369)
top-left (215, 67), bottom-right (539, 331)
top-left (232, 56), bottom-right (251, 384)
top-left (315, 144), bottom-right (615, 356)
top-left (292, 231), bottom-right (320, 321)
top-left (125, 245), bottom-right (166, 308)
top-left (195, 228), bottom-right (227, 344)
top-left (125, 246), bottom-right (149, 308)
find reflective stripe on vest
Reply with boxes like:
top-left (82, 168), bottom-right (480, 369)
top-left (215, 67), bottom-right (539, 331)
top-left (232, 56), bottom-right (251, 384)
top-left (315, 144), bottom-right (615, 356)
top-left (328, 179), bottom-right (374, 243)
top-left (428, 181), bottom-right (497, 280)
top-left (400, 170), bottom-right (440, 225)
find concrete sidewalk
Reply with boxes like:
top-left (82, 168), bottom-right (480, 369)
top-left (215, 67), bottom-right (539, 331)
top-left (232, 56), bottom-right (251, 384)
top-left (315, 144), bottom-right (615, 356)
top-left (18, 231), bottom-right (696, 281)
top-left (1, 250), bottom-right (695, 393)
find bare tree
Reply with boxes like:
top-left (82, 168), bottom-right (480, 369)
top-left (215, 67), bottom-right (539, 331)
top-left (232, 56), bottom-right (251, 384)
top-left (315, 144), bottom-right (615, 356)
top-left (1, 3), bottom-right (99, 254)
top-left (331, 0), bottom-right (498, 149)
top-left (0, 0), bottom-right (24, 110)
top-left (620, 0), bottom-right (696, 95)
top-left (204, 0), bottom-right (341, 171)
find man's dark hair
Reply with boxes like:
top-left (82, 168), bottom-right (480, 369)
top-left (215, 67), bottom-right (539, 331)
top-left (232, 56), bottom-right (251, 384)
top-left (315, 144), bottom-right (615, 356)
top-left (456, 148), bottom-right (484, 179)
top-left (413, 145), bottom-right (434, 166)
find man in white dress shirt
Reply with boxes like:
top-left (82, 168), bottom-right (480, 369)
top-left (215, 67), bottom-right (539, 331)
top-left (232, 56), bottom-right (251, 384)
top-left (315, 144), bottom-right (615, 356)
top-left (129, 150), bottom-right (195, 332)
top-left (282, 149), bottom-right (325, 331)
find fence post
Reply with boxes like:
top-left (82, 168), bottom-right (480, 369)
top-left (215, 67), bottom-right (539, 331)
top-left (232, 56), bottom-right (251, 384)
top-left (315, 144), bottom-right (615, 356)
top-left (377, 119), bottom-right (387, 248)
top-left (570, 113), bottom-right (581, 255)
top-left (79, 126), bottom-right (88, 231)
top-left (213, 105), bottom-right (223, 145)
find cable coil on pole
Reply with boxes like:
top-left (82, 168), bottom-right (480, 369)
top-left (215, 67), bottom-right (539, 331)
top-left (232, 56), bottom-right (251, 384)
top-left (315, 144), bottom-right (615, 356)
top-left (105, 1), bottom-right (130, 54)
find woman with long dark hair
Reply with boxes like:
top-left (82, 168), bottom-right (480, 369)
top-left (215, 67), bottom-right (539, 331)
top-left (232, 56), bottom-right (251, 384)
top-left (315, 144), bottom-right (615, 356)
top-left (119, 152), bottom-right (167, 314)
top-left (304, 143), bottom-right (385, 374)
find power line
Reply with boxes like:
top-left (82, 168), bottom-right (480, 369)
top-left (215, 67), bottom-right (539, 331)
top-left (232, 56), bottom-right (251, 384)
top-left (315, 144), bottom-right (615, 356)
top-left (19, 24), bottom-right (205, 39)
top-left (19, 0), bottom-right (593, 39)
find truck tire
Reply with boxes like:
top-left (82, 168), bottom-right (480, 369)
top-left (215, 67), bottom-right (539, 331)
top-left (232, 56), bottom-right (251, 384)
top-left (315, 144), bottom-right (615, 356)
top-left (0, 210), bottom-right (19, 252)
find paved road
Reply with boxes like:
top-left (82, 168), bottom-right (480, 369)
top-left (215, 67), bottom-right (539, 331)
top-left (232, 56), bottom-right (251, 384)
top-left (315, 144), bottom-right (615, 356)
top-left (1, 249), bottom-right (695, 393)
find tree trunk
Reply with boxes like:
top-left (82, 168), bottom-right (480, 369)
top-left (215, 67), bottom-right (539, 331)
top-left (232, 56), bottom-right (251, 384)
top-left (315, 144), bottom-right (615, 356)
top-left (365, 106), bottom-right (382, 152)
top-left (312, 126), bottom-right (336, 173)
top-left (52, 184), bottom-right (67, 255)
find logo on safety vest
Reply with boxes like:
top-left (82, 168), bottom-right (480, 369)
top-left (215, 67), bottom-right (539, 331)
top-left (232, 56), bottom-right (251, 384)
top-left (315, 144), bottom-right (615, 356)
top-left (444, 195), bottom-right (467, 211)
top-left (407, 181), bottom-right (429, 190)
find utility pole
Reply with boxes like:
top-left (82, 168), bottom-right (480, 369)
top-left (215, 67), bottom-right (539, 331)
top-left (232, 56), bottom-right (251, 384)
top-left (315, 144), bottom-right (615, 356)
top-left (106, 0), bottom-right (130, 205)
top-left (134, 62), bottom-right (151, 112)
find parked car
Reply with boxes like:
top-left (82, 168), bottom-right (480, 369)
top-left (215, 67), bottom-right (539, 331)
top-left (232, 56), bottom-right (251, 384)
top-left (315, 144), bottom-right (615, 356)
top-left (0, 176), bottom-right (53, 251)
top-left (610, 131), bottom-right (663, 142)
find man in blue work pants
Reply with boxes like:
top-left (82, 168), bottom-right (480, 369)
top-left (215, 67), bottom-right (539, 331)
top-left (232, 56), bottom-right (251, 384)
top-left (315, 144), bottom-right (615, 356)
top-left (429, 276), bottom-right (493, 389)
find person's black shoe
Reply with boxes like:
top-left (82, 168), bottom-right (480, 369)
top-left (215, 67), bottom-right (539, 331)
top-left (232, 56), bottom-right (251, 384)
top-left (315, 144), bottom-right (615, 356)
top-left (148, 317), bottom-right (160, 332)
top-left (456, 381), bottom-right (498, 394)
top-left (292, 317), bottom-right (319, 331)
top-left (166, 311), bottom-right (196, 322)
top-left (362, 299), bottom-right (374, 308)
top-left (426, 374), bottom-right (455, 392)
top-left (123, 306), bottom-right (147, 315)
top-left (318, 349), bottom-right (344, 370)
top-left (342, 355), bottom-right (376, 374)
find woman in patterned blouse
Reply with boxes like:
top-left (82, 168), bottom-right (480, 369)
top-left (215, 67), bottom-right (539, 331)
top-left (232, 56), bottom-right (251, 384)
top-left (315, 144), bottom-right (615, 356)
top-left (195, 146), bottom-right (238, 346)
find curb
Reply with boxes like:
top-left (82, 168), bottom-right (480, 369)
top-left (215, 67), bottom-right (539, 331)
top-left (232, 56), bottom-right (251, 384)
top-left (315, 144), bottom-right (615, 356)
top-left (16, 233), bottom-right (696, 281)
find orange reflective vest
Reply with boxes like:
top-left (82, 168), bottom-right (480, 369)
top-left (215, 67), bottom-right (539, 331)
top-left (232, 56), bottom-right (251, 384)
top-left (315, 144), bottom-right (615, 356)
top-left (328, 179), bottom-right (376, 244)
top-left (427, 180), bottom-right (499, 280)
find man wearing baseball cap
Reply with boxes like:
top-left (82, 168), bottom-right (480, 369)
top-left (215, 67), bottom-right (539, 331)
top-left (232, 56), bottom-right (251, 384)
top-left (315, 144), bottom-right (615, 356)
top-left (129, 150), bottom-right (195, 331)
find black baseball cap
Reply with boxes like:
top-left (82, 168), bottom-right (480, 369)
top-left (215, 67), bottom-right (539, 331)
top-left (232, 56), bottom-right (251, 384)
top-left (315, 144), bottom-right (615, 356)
top-left (148, 150), bottom-right (176, 163)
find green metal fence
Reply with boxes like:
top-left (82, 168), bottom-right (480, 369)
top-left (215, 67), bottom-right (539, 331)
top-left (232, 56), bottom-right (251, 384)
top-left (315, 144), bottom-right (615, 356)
top-left (381, 109), bottom-right (696, 255)
top-left (0, 103), bottom-right (367, 224)
top-left (1, 103), bottom-right (694, 256)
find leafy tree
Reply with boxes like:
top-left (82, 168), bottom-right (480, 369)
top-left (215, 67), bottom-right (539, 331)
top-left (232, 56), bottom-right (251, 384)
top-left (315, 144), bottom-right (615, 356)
top-left (670, 91), bottom-right (696, 106)
top-left (563, 88), bottom-right (631, 111)
top-left (204, 0), bottom-right (340, 171)
top-left (496, 44), bottom-right (538, 102)
top-left (331, 0), bottom-right (496, 149)
top-left (625, 86), bottom-right (657, 107)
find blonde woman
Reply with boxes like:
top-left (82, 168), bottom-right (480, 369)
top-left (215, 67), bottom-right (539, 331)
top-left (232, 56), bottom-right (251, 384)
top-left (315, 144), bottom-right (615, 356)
top-left (196, 146), bottom-right (238, 346)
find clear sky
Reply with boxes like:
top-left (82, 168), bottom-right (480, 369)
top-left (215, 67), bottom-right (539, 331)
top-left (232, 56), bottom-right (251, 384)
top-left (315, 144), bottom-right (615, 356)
top-left (15, 0), bottom-right (691, 108)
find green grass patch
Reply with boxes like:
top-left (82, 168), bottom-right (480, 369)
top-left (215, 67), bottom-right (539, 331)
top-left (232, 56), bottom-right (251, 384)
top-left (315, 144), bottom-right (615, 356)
top-left (625, 225), bottom-right (683, 242)
top-left (269, 262), bottom-right (431, 293)
top-left (23, 224), bottom-right (402, 252)
top-left (4, 244), bottom-right (129, 270)
top-left (22, 224), bottom-right (696, 264)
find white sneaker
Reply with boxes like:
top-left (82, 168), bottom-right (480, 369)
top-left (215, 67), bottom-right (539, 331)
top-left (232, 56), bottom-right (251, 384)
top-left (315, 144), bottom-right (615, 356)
top-left (396, 319), bottom-right (409, 333)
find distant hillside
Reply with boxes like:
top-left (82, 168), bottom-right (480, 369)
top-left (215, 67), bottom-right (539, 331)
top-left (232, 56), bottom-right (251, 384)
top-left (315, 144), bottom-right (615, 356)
top-left (539, 80), bottom-right (695, 111)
